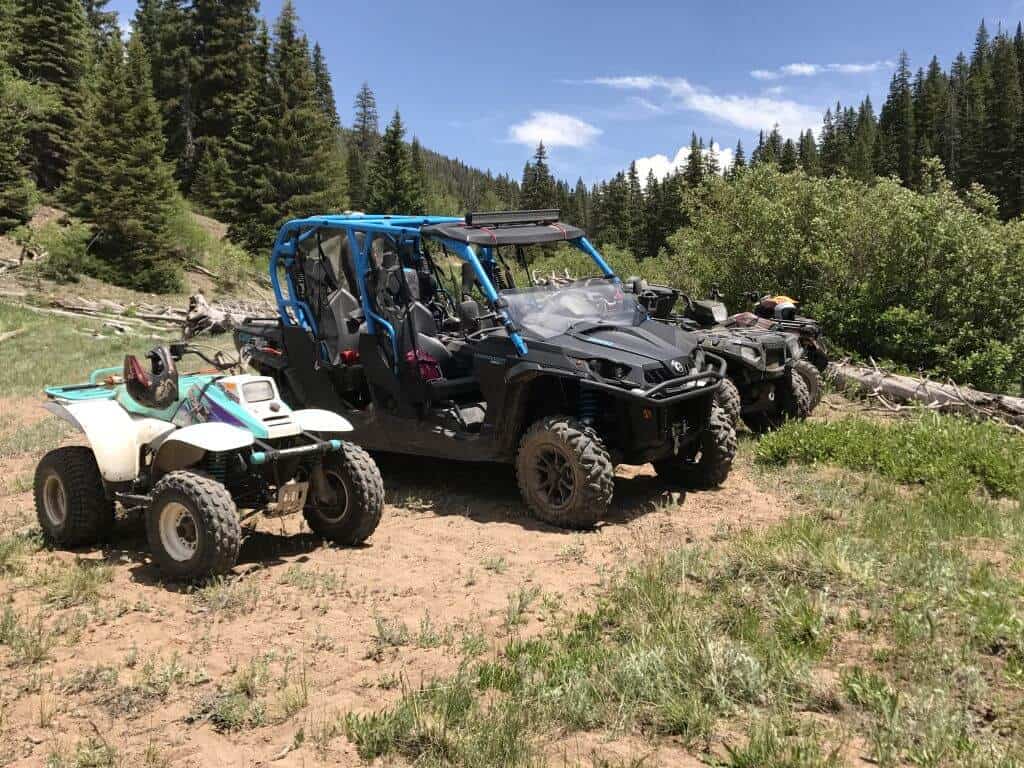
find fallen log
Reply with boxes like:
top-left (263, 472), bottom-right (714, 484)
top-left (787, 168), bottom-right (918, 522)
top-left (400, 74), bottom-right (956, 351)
top-left (0, 327), bottom-right (26, 344)
top-left (829, 361), bottom-right (1024, 428)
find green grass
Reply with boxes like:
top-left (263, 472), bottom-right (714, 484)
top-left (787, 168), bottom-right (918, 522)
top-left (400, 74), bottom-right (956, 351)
top-left (39, 559), bottom-right (114, 609)
top-left (342, 414), bottom-right (1024, 767)
top-left (0, 302), bottom-right (170, 396)
top-left (0, 532), bottom-right (42, 576)
top-left (0, 415), bottom-right (71, 459)
top-left (192, 576), bottom-right (260, 618)
top-left (755, 412), bottom-right (1024, 499)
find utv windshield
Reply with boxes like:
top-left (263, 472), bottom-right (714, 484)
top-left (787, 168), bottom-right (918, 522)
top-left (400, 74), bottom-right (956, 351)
top-left (502, 278), bottom-right (647, 341)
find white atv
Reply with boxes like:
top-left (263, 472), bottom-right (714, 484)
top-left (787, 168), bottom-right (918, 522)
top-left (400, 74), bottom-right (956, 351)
top-left (35, 343), bottom-right (384, 581)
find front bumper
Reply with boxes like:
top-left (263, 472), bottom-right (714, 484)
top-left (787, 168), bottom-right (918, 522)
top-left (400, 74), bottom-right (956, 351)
top-left (580, 354), bottom-right (726, 406)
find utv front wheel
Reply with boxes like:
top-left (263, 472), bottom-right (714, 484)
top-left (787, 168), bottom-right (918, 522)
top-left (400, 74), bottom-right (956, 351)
top-left (655, 405), bottom-right (737, 489)
top-left (34, 446), bottom-right (115, 547)
top-left (516, 417), bottom-right (614, 530)
top-left (715, 378), bottom-right (742, 429)
top-left (303, 444), bottom-right (384, 545)
top-left (146, 472), bottom-right (241, 581)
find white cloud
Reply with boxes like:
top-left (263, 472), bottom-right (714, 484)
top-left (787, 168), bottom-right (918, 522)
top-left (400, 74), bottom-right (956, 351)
top-left (635, 142), bottom-right (734, 184)
top-left (508, 111), bottom-right (602, 148)
top-left (587, 75), bottom-right (819, 139)
top-left (763, 85), bottom-right (786, 96)
top-left (751, 60), bottom-right (893, 80)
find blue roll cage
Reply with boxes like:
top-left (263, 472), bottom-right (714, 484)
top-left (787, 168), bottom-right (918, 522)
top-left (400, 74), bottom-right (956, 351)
top-left (268, 213), bottom-right (618, 362)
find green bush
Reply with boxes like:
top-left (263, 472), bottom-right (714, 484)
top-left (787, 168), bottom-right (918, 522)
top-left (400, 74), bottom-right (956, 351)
top-left (12, 219), bottom-right (96, 284)
top-left (659, 166), bottom-right (1024, 393)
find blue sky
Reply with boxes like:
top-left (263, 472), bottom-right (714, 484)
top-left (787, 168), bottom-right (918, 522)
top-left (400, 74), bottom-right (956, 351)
top-left (110, 0), bottom-right (1024, 184)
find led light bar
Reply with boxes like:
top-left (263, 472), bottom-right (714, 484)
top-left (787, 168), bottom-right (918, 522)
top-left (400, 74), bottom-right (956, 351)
top-left (465, 209), bottom-right (561, 227)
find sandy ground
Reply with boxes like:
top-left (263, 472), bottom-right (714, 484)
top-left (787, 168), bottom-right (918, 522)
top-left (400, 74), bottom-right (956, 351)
top-left (0, 393), bottom-right (824, 767)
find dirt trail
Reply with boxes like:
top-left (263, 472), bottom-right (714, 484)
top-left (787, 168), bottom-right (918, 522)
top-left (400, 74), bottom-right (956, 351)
top-left (0, 394), bottom-right (802, 767)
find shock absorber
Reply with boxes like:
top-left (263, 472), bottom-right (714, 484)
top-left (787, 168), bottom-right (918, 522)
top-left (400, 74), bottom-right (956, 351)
top-left (578, 389), bottom-right (600, 427)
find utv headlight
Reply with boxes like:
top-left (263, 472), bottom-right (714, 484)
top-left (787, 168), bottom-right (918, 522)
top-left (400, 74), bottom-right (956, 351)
top-left (588, 359), bottom-right (631, 380)
top-left (740, 345), bottom-right (761, 363)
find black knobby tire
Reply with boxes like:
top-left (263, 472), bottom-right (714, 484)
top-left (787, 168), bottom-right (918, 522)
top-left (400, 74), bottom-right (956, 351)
top-left (515, 416), bottom-right (614, 530)
top-left (145, 471), bottom-right (241, 581)
top-left (34, 446), bottom-right (114, 547)
top-left (793, 359), bottom-right (822, 410)
top-left (303, 443), bottom-right (384, 545)
top-left (743, 367), bottom-right (812, 433)
top-left (715, 378), bottom-right (742, 429)
top-left (655, 405), bottom-right (737, 489)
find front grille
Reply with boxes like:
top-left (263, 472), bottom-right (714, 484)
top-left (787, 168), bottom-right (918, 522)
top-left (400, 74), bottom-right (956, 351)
top-left (645, 366), bottom-right (673, 385)
top-left (263, 415), bottom-right (291, 424)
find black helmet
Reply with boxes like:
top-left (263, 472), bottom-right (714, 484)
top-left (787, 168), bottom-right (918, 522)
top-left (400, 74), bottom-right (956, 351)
top-left (124, 346), bottom-right (179, 410)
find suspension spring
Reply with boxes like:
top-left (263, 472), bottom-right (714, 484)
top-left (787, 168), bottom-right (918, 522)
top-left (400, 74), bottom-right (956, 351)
top-left (578, 389), bottom-right (600, 426)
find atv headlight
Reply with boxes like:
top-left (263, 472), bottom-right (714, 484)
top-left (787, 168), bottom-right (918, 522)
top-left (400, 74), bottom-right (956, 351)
top-left (740, 345), bottom-right (761, 363)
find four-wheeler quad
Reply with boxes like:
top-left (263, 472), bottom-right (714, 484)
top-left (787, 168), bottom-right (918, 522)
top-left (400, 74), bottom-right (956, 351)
top-left (728, 293), bottom-right (829, 375)
top-left (624, 279), bottom-right (817, 431)
top-left (233, 210), bottom-right (736, 530)
top-left (35, 342), bottom-right (384, 581)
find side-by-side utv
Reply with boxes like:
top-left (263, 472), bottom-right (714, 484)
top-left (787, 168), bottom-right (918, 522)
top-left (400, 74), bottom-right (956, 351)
top-left (234, 210), bottom-right (737, 529)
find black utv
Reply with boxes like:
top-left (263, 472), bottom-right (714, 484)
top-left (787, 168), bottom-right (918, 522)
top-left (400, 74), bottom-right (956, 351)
top-left (625, 279), bottom-right (818, 431)
top-left (233, 211), bottom-right (737, 530)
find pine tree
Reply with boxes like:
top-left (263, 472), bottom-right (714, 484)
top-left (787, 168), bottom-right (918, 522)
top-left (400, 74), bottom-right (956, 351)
top-left (521, 141), bottom-right (555, 209)
top-left (625, 160), bottom-right (643, 256)
top-left (367, 109), bottom-right (415, 213)
top-left (780, 138), bottom-right (799, 172)
top-left (346, 143), bottom-right (367, 211)
top-left (876, 51), bottom-right (916, 183)
top-left (798, 129), bottom-right (820, 176)
top-left (732, 139), bottom-right (746, 175)
top-left (352, 82), bottom-right (379, 155)
top-left (136, 0), bottom-right (197, 186)
top-left (262, 2), bottom-right (345, 229)
top-left (82, 0), bottom-right (118, 50)
top-left (962, 22), bottom-right (993, 188)
top-left (0, 0), bottom-right (37, 231)
top-left (683, 132), bottom-right (704, 185)
top-left (704, 139), bottom-right (720, 176)
top-left (193, 0), bottom-right (259, 186)
top-left (988, 31), bottom-right (1023, 216)
top-left (16, 0), bottom-right (90, 190)
top-left (848, 98), bottom-right (877, 181)
top-left (190, 141), bottom-right (232, 216)
top-left (225, 21), bottom-right (274, 250)
top-left (311, 42), bottom-right (340, 130)
top-left (409, 135), bottom-right (427, 215)
top-left (67, 33), bottom-right (181, 292)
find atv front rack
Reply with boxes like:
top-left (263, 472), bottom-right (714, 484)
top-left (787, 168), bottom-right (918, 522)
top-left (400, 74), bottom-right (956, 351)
top-left (580, 354), bottom-right (726, 405)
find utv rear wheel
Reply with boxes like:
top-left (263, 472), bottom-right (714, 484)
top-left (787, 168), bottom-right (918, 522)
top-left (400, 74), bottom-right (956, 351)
top-left (516, 417), bottom-right (614, 530)
top-left (34, 447), bottom-right (114, 547)
top-left (654, 405), bottom-right (737, 489)
top-left (715, 378), bottom-right (742, 429)
top-left (743, 368), bottom-right (812, 433)
top-left (303, 444), bottom-right (384, 545)
top-left (793, 359), bottom-right (822, 410)
top-left (146, 472), bottom-right (240, 582)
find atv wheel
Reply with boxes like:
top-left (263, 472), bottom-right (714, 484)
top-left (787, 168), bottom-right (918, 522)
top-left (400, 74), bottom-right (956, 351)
top-left (743, 367), bottom-right (812, 433)
top-left (303, 443), bottom-right (384, 545)
top-left (715, 378), bottom-right (742, 429)
top-left (516, 417), bottom-right (614, 530)
top-left (146, 472), bottom-right (240, 581)
top-left (34, 446), bottom-right (114, 547)
top-left (793, 359), bottom-right (822, 410)
top-left (654, 405), bottom-right (737, 489)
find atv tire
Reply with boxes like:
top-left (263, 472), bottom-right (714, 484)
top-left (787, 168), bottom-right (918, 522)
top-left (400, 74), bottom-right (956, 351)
top-left (304, 443), bottom-right (384, 545)
top-left (516, 416), bottom-right (614, 530)
top-left (715, 378), bottom-right (742, 429)
top-left (146, 471), bottom-right (240, 582)
top-left (793, 359), bottom-right (822, 410)
top-left (743, 367), bottom-right (812, 433)
top-left (654, 405), bottom-right (737, 489)
top-left (34, 446), bottom-right (115, 547)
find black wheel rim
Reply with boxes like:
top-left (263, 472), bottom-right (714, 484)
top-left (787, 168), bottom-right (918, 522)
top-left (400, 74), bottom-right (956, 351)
top-left (534, 447), bottom-right (576, 509)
